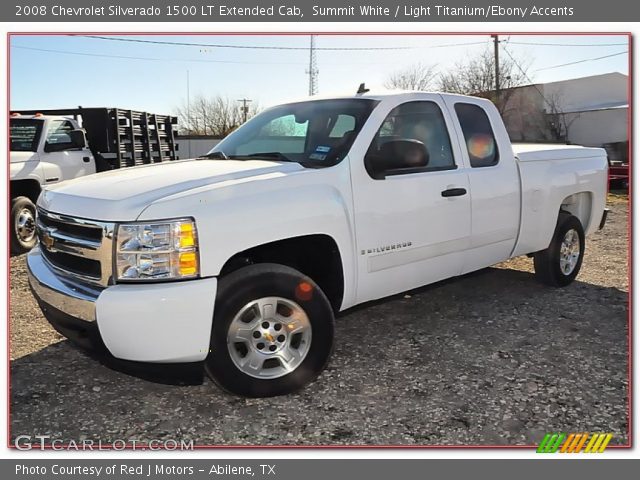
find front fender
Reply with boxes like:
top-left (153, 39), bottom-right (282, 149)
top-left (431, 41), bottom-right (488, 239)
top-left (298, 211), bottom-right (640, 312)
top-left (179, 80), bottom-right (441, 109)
top-left (138, 163), bottom-right (357, 308)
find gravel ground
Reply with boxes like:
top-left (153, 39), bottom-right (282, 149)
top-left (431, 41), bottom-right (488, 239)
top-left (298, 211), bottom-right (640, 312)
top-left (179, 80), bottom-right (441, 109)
top-left (10, 196), bottom-right (629, 446)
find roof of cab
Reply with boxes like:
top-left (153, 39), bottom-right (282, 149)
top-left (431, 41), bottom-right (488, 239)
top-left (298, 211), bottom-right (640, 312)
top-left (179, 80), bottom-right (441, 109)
top-left (269, 90), bottom-right (491, 108)
top-left (10, 114), bottom-right (69, 121)
top-left (276, 90), bottom-right (489, 105)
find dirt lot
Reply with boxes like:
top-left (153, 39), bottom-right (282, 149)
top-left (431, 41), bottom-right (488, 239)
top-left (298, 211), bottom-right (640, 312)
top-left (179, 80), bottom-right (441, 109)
top-left (10, 197), bottom-right (629, 446)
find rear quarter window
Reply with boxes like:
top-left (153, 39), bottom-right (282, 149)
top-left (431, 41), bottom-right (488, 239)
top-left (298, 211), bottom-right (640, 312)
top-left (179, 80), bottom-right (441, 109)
top-left (454, 103), bottom-right (499, 168)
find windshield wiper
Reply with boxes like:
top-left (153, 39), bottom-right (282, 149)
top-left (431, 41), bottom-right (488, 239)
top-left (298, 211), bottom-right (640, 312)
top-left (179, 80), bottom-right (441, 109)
top-left (231, 152), bottom-right (294, 162)
top-left (198, 151), bottom-right (228, 160)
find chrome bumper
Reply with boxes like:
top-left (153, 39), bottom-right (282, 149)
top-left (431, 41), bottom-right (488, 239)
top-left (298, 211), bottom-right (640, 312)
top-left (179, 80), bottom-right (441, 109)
top-left (27, 246), bottom-right (103, 322)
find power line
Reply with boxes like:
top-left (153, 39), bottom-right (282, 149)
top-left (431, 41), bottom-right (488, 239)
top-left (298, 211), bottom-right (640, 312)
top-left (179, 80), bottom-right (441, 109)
top-left (501, 45), bottom-right (554, 110)
top-left (507, 41), bottom-right (628, 47)
top-left (499, 45), bottom-right (628, 113)
top-left (79, 35), bottom-right (629, 50)
top-left (75, 35), bottom-right (488, 51)
top-left (10, 45), bottom-right (303, 65)
top-left (78, 35), bottom-right (412, 51)
top-left (10, 44), bottom-right (472, 67)
top-left (427, 41), bottom-right (489, 48)
top-left (10, 42), bottom-right (490, 67)
top-left (534, 51), bottom-right (628, 71)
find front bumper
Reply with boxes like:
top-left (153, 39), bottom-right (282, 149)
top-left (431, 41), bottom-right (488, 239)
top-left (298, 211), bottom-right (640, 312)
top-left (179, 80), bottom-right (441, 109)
top-left (27, 246), bottom-right (218, 363)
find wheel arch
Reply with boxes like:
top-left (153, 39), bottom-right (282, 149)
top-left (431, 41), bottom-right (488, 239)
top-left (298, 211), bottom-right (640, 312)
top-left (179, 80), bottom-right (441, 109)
top-left (559, 191), bottom-right (593, 231)
top-left (10, 179), bottom-right (41, 204)
top-left (219, 234), bottom-right (345, 313)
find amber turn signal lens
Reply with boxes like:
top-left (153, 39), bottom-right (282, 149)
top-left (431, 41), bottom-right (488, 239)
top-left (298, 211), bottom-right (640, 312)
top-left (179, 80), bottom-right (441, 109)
top-left (179, 251), bottom-right (198, 276)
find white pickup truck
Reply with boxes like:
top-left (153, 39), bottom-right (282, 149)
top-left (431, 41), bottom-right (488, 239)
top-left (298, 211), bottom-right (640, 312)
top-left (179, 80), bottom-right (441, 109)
top-left (10, 109), bottom-right (178, 254)
top-left (10, 114), bottom-right (94, 254)
top-left (27, 91), bottom-right (608, 397)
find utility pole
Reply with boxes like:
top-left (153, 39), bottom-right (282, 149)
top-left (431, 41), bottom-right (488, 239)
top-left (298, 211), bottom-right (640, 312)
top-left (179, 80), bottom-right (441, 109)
top-left (186, 69), bottom-right (191, 158)
top-left (237, 98), bottom-right (252, 124)
top-left (491, 35), bottom-right (500, 105)
top-left (306, 35), bottom-right (319, 96)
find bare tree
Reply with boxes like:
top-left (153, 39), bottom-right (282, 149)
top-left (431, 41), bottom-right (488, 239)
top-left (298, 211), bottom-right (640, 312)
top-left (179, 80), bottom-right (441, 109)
top-left (544, 92), bottom-right (580, 143)
top-left (175, 94), bottom-right (260, 136)
top-left (438, 48), bottom-right (530, 115)
top-left (384, 63), bottom-right (438, 91)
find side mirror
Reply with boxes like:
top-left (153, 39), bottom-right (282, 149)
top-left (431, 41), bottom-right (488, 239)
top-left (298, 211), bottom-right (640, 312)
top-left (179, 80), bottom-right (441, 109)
top-left (68, 129), bottom-right (87, 149)
top-left (365, 139), bottom-right (430, 179)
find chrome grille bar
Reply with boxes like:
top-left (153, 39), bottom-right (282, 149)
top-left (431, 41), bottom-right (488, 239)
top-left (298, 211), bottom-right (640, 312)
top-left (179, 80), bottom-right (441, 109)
top-left (36, 208), bottom-right (115, 287)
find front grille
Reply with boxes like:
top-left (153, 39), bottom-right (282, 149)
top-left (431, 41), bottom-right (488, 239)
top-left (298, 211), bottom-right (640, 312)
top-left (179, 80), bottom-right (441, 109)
top-left (36, 209), bottom-right (115, 286)
top-left (38, 214), bottom-right (103, 242)
top-left (40, 250), bottom-right (102, 278)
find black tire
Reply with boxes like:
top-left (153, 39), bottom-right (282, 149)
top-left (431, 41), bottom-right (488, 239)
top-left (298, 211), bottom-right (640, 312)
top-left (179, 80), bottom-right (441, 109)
top-left (205, 263), bottom-right (335, 397)
top-left (533, 213), bottom-right (585, 287)
top-left (10, 196), bottom-right (37, 255)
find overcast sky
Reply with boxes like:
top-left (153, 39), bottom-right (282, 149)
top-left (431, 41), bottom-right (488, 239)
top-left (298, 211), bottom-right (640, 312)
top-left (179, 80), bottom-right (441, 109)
top-left (10, 34), bottom-right (629, 115)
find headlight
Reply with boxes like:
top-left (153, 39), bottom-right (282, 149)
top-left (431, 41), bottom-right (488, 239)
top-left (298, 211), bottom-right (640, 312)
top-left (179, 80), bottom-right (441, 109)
top-left (115, 219), bottom-right (199, 281)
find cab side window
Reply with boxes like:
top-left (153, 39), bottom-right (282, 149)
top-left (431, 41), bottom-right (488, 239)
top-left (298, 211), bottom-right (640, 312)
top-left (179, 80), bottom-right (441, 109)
top-left (454, 103), bottom-right (499, 168)
top-left (367, 101), bottom-right (456, 177)
top-left (46, 120), bottom-right (76, 148)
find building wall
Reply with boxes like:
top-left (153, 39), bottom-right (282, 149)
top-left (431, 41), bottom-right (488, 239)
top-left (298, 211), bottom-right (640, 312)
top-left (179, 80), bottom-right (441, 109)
top-left (543, 72), bottom-right (628, 112)
top-left (565, 108), bottom-right (628, 147)
top-left (175, 138), bottom-right (221, 159)
top-left (500, 73), bottom-right (629, 146)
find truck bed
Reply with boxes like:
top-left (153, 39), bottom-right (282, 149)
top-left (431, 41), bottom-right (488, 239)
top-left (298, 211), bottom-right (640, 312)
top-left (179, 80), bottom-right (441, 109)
top-left (11, 108), bottom-right (178, 170)
top-left (511, 143), bottom-right (608, 258)
top-left (513, 143), bottom-right (606, 162)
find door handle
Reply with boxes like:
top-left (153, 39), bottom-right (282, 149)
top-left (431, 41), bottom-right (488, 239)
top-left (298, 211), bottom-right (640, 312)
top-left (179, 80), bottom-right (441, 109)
top-left (83, 156), bottom-right (91, 163)
top-left (441, 187), bottom-right (467, 197)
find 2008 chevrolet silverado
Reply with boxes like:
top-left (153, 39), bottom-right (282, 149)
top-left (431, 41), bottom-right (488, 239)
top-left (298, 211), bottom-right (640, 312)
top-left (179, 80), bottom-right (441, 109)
top-left (27, 91), bottom-right (608, 397)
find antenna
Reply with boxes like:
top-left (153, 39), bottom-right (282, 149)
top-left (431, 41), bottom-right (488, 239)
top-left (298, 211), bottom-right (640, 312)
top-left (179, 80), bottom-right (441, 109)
top-left (306, 35), bottom-right (319, 96)
top-left (357, 83), bottom-right (370, 94)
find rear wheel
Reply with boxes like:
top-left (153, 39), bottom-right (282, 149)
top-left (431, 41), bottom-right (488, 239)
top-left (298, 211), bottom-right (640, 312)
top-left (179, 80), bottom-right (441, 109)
top-left (533, 213), bottom-right (585, 287)
top-left (205, 263), bottom-right (334, 397)
top-left (10, 196), bottom-right (37, 255)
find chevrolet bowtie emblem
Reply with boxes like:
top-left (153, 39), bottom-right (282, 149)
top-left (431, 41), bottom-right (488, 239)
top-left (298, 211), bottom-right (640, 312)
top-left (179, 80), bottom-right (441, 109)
top-left (264, 333), bottom-right (274, 342)
top-left (41, 230), bottom-right (55, 250)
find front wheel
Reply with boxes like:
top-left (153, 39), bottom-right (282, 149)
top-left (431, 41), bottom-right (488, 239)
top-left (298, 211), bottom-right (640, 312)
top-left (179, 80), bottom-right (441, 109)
top-left (533, 213), bottom-right (585, 287)
top-left (205, 263), bottom-right (335, 397)
top-left (10, 196), bottom-right (37, 255)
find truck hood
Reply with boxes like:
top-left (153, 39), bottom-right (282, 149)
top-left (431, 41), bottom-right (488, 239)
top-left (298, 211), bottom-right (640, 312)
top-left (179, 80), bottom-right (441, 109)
top-left (39, 159), bottom-right (305, 221)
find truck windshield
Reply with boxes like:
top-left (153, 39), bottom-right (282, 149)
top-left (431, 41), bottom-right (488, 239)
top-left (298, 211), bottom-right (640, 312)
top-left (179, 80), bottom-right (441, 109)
top-left (10, 118), bottom-right (44, 152)
top-left (206, 98), bottom-right (379, 167)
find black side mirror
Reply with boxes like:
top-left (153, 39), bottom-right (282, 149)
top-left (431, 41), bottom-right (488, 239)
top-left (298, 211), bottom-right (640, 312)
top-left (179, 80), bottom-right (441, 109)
top-left (68, 129), bottom-right (87, 148)
top-left (366, 139), bottom-right (430, 179)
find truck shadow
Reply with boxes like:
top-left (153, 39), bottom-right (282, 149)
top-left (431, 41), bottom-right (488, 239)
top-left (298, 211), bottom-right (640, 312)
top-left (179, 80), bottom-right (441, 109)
top-left (10, 266), bottom-right (629, 446)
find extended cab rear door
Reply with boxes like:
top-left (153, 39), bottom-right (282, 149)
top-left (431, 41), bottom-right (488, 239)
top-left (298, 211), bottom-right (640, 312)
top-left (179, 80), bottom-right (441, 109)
top-left (440, 95), bottom-right (521, 273)
top-left (351, 94), bottom-right (472, 304)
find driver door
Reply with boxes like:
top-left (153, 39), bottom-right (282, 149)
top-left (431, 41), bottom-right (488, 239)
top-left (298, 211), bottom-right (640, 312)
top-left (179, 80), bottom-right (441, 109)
top-left (40, 119), bottom-right (94, 184)
top-left (351, 98), bottom-right (472, 304)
